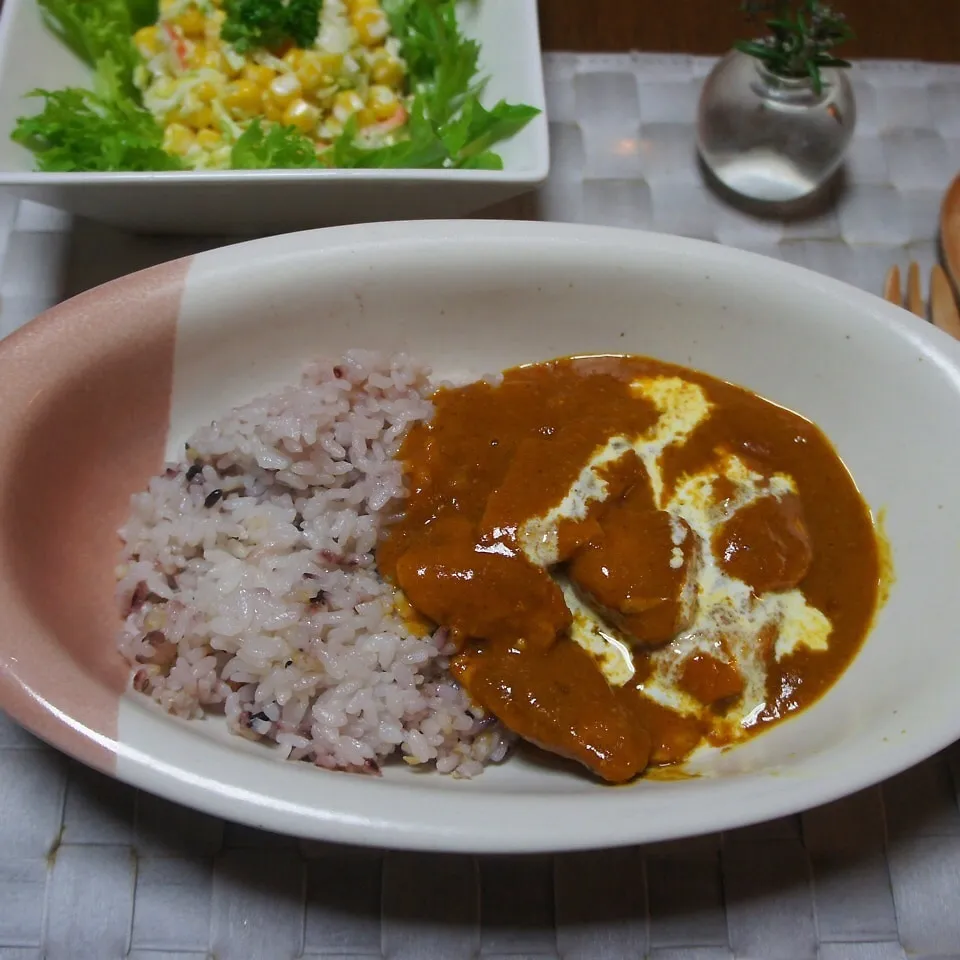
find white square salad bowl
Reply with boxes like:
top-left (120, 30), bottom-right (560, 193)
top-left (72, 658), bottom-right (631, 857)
top-left (0, 0), bottom-right (548, 233)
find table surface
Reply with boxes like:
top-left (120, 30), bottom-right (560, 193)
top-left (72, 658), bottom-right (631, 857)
top-left (2, 50), bottom-right (960, 960)
top-left (536, 1), bottom-right (960, 64)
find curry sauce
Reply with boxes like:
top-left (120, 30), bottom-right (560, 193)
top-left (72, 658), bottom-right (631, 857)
top-left (378, 356), bottom-right (880, 783)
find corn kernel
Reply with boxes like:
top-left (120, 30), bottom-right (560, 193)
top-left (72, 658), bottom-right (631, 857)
top-left (297, 51), bottom-right (342, 93)
top-left (265, 72), bottom-right (302, 109)
top-left (296, 56), bottom-right (325, 94)
top-left (321, 117), bottom-right (344, 138)
top-left (186, 41), bottom-right (208, 69)
top-left (194, 80), bottom-right (217, 103)
top-left (224, 78), bottom-right (262, 119)
top-left (263, 102), bottom-right (285, 123)
top-left (200, 49), bottom-right (226, 73)
top-left (176, 7), bottom-right (206, 36)
top-left (196, 128), bottom-right (222, 150)
top-left (356, 107), bottom-right (377, 127)
top-left (371, 53), bottom-right (404, 88)
top-left (133, 25), bottom-right (164, 58)
top-left (163, 122), bottom-right (196, 156)
top-left (243, 63), bottom-right (276, 88)
top-left (183, 105), bottom-right (214, 129)
top-left (283, 48), bottom-right (306, 71)
top-left (159, 0), bottom-right (178, 16)
top-left (333, 89), bottom-right (364, 123)
top-left (153, 77), bottom-right (177, 99)
top-left (349, 0), bottom-right (381, 17)
top-left (282, 98), bottom-right (321, 133)
top-left (367, 84), bottom-right (399, 121)
top-left (353, 8), bottom-right (389, 46)
top-left (306, 85), bottom-right (332, 111)
top-left (318, 52), bottom-right (343, 75)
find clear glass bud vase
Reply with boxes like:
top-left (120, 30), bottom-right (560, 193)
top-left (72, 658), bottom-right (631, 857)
top-left (696, 49), bottom-right (856, 203)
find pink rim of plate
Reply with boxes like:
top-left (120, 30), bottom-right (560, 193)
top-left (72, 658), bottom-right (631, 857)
top-left (0, 256), bottom-right (189, 771)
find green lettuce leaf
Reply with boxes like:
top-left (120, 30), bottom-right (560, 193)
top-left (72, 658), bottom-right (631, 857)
top-left (12, 55), bottom-right (181, 172)
top-left (35, 0), bottom-right (153, 96)
top-left (12, 0), bottom-right (176, 171)
top-left (440, 96), bottom-right (539, 165)
top-left (230, 119), bottom-right (320, 168)
top-left (385, 0), bottom-right (479, 124)
top-left (325, 102), bottom-right (445, 168)
top-left (125, 0), bottom-right (160, 31)
top-left (458, 150), bottom-right (502, 169)
top-left (329, 0), bottom-right (539, 170)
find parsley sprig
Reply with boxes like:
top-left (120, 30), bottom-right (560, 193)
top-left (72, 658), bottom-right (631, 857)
top-left (220, 0), bottom-right (322, 53)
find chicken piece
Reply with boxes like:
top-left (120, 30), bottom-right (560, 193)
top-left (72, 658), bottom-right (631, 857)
top-left (395, 540), bottom-right (572, 651)
top-left (453, 639), bottom-right (652, 783)
top-left (678, 652), bottom-right (744, 706)
top-left (567, 483), bottom-right (700, 648)
top-left (480, 437), bottom-right (651, 566)
top-left (617, 686), bottom-right (707, 765)
top-left (713, 493), bottom-right (812, 593)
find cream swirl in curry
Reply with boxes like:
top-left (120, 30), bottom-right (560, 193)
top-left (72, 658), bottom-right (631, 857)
top-left (378, 355), bottom-right (880, 783)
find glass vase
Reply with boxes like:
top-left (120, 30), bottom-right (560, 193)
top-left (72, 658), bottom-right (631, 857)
top-left (696, 49), bottom-right (856, 203)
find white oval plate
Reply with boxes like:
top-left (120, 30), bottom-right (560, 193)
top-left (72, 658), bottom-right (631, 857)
top-left (0, 220), bottom-right (958, 853)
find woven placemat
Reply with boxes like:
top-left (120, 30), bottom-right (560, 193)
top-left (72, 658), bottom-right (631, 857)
top-left (2, 53), bottom-right (960, 960)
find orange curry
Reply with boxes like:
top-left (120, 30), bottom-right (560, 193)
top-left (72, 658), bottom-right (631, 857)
top-left (378, 355), bottom-right (880, 783)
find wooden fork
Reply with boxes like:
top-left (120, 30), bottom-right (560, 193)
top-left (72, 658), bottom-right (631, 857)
top-left (883, 262), bottom-right (960, 340)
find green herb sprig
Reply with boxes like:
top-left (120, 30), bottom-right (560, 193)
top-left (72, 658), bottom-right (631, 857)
top-left (735, 0), bottom-right (854, 95)
top-left (220, 0), bottom-right (322, 53)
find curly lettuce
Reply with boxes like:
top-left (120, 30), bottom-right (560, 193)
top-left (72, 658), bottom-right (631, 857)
top-left (12, 54), bottom-right (181, 172)
top-left (11, 0), bottom-right (178, 171)
top-left (34, 0), bottom-right (155, 96)
top-left (321, 0), bottom-right (539, 170)
top-left (230, 119), bottom-right (321, 168)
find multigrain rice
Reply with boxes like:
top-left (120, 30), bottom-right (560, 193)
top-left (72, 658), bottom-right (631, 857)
top-left (117, 350), bottom-right (511, 777)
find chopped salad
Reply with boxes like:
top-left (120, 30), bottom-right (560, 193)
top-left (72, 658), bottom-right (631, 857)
top-left (12, 0), bottom-right (539, 172)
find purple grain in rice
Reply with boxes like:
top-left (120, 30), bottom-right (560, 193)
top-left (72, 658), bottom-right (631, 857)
top-left (116, 350), bottom-right (509, 777)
